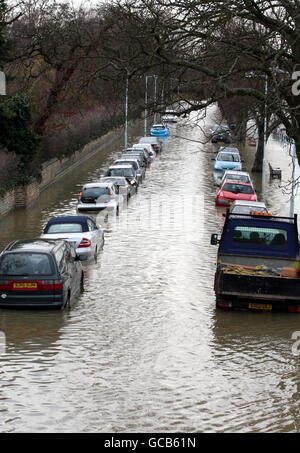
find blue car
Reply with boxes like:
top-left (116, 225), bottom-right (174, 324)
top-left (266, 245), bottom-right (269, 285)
top-left (213, 150), bottom-right (242, 172)
top-left (150, 124), bottom-right (169, 137)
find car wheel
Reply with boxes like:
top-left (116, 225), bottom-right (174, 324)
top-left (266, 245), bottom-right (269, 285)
top-left (116, 206), bottom-right (119, 216)
top-left (64, 291), bottom-right (71, 309)
top-left (94, 246), bottom-right (98, 263)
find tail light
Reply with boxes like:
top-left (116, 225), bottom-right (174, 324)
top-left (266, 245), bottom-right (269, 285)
top-left (78, 191), bottom-right (82, 200)
top-left (288, 306), bottom-right (300, 313)
top-left (78, 238), bottom-right (92, 248)
top-left (0, 280), bottom-right (9, 290)
top-left (217, 300), bottom-right (232, 309)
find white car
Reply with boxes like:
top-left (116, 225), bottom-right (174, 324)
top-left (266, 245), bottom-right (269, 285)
top-left (139, 136), bottom-right (161, 153)
top-left (105, 165), bottom-right (139, 186)
top-left (162, 109), bottom-right (177, 123)
top-left (229, 200), bottom-right (268, 215)
top-left (41, 215), bottom-right (104, 261)
top-left (217, 170), bottom-right (252, 187)
top-left (77, 182), bottom-right (120, 215)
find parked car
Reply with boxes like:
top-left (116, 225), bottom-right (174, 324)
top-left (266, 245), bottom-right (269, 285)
top-left (211, 131), bottom-right (231, 144)
top-left (131, 143), bottom-right (155, 162)
top-left (40, 215), bottom-right (104, 261)
top-left (162, 109), bottom-right (177, 123)
top-left (210, 124), bottom-right (230, 135)
top-left (121, 151), bottom-right (146, 169)
top-left (0, 238), bottom-right (84, 309)
top-left (150, 124), bottom-right (169, 137)
top-left (139, 136), bottom-right (161, 153)
top-left (229, 200), bottom-right (268, 215)
top-left (105, 165), bottom-right (139, 187)
top-left (219, 170), bottom-right (252, 187)
top-left (216, 179), bottom-right (257, 207)
top-left (219, 146), bottom-right (240, 155)
top-left (213, 150), bottom-right (242, 172)
top-left (113, 158), bottom-right (145, 183)
top-left (99, 176), bottom-right (136, 200)
top-left (77, 182), bottom-right (120, 215)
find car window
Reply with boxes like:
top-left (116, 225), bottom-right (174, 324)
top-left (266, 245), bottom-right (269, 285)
top-left (223, 183), bottom-right (254, 194)
top-left (0, 252), bottom-right (54, 276)
top-left (232, 226), bottom-right (288, 246)
top-left (87, 219), bottom-right (96, 231)
top-left (47, 223), bottom-right (83, 233)
top-left (108, 168), bottom-right (134, 177)
top-left (54, 246), bottom-right (68, 273)
top-left (83, 188), bottom-right (110, 197)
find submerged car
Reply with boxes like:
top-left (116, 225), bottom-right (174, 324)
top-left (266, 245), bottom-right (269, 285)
top-left (0, 238), bottom-right (84, 309)
top-left (219, 170), bottom-right (252, 186)
top-left (41, 215), bottom-right (104, 261)
top-left (131, 143), bottom-right (155, 162)
top-left (77, 182), bottom-right (120, 214)
top-left (150, 124), bottom-right (169, 137)
top-left (213, 151), bottom-right (242, 172)
top-left (113, 158), bottom-right (145, 183)
top-left (139, 136), bottom-right (161, 153)
top-left (216, 179), bottom-right (257, 207)
top-left (229, 200), bottom-right (268, 215)
top-left (162, 110), bottom-right (177, 123)
top-left (99, 176), bottom-right (136, 200)
top-left (105, 165), bottom-right (139, 187)
top-left (211, 131), bottom-right (231, 144)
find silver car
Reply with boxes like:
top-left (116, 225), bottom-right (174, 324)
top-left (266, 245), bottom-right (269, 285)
top-left (41, 215), bottom-right (104, 261)
top-left (77, 182), bottom-right (120, 215)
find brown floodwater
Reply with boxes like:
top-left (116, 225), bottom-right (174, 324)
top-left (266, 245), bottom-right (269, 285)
top-left (0, 107), bottom-right (300, 433)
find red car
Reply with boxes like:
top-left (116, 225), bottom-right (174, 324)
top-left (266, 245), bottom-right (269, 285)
top-left (216, 179), bottom-right (257, 207)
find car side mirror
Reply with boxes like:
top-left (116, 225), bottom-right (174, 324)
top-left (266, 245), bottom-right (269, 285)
top-left (210, 234), bottom-right (219, 245)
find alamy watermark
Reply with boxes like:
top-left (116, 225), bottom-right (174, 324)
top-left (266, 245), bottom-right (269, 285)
top-left (0, 331), bottom-right (6, 355)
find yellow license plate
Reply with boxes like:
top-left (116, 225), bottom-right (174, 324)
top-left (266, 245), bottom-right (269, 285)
top-left (248, 303), bottom-right (272, 311)
top-left (13, 282), bottom-right (37, 289)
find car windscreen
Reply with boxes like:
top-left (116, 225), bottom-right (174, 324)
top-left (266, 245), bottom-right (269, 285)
top-left (217, 153), bottom-right (240, 162)
top-left (152, 126), bottom-right (165, 130)
top-left (232, 226), bottom-right (288, 246)
top-left (116, 161), bottom-right (138, 170)
top-left (0, 252), bottom-right (54, 276)
top-left (223, 183), bottom-right (254, 194)
top-left (108, 168), bottom-right (134, 177)
top-left (47, 223), bottom-right (83, 233)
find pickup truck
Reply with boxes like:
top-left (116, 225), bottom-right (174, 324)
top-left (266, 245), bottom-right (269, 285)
top-left (210, 212), bottom-right (300, 312)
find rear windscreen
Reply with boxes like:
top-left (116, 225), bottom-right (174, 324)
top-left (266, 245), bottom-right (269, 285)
top-left (232, 226), bottom-right (288, 246)
top-left (0, 253), bottom-right (54, 276)
top-left (47, 223), bottom-right (83, 233)
top-left (223, 183), bottom-right (254, 194)
top-left (83, 188), bottom-right (110, 197)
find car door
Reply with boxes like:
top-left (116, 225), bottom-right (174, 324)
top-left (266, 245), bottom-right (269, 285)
top-left (54, 244), bottom-right (71, 305)
top-left (87, 218), bottom-right (100, 251)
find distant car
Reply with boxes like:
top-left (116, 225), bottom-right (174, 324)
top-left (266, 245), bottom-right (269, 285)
top-left (216, 179), bottom-right (257, 207)
top-left (41, 215), bottom-right (104, 262)
top-left (213, 150), bottom-right (242, 172)
top-left (77, 182), bottom-right (120, 215)
top-left (162, 109), bottom-right (177, 123)
top-left (150, 124), bottom-right (169, 137)
top-left (211, 131), bottom-right (231, 144)
top-left (131, 143), bottom-right (155, 162)
top-left (113, 158), bottom-right (145, 183)
top-left (121, 151), bottom-right (147, 170)
top-left (219, 146), bottom-right (240, 155)
top-left (99, 176), bottom-right (136, 200)
top-left (210, 124), bottom-right (230, 135)
top-left (0, 238), bottom-right (84, 309)
top-left (105, 165), bottom-right (139, 187)
top-left (229, 200), bottom-right (268, 215)
top-left (219, 170), bottom-right (252, 187)
top-left (139, 136), bottom-right (161, 153)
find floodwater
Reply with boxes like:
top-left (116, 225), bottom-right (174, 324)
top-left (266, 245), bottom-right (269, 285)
top-left (1, 107), bottom-right (300, 433)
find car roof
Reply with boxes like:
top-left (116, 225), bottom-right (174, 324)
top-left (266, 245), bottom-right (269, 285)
top-left (43, 216), bottom-right (91, 233)
top-left (139, 137), bottom-right (159, 143)
top-left (3, 238), bottom-right (63, 253)
top-left (108, 165), bottom-right (134, 169)
top-left (152, 124), bottom-right (165, 127)
top-left (100, 176), bottom-right (128, 182)
top-left (231, 200), bottom-right (266, 207)
top-left (82, 182), bottom-right (115, 188)
top-left (223, 170), bottom-right (249, 175)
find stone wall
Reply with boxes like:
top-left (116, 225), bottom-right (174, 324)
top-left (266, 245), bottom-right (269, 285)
top-left (0, 124), bottom-right (125, 217)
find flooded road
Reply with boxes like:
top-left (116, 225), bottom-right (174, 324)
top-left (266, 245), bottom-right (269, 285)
top-left (1, 109), bottom-right (300, 433)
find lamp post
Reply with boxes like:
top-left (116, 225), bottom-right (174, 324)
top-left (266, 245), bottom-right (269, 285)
top-left (0, 71), bottom-right (6, 95)
top-left (153, 75), bottom-right (158, 124)
top-left (124, 75), bottom-right (129, 150)
top-left (290, 138), bottom-right (296, 218)
top-left (262, 74), bottom-right (268, 200)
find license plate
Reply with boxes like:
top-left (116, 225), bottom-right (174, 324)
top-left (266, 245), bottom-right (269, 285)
top-left (248, 303), bottom-right (272, 311)
top-left (68, 241), bottom-right (76, 247)
top-left (13, 282), bottom-right (37, 289)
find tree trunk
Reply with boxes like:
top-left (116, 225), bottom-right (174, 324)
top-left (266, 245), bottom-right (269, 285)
top-left (252, 122), bottom-right (264, 173)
